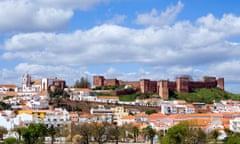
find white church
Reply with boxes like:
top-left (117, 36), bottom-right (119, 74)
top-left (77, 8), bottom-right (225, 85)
top-left (19, 73), bottom-right (58, 96)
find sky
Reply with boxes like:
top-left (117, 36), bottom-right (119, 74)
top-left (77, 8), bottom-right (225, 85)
top-left (0, 0), bottom-right (240, 93)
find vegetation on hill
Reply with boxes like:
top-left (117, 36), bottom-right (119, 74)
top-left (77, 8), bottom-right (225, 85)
top-left (119, 92), bottom-right (156, 101)
top-left (74, 77), bottom-right (90, 88)
top-left (170, 88), bottom-right (240, 104)
top-left (0, 101), bottom-right (11, 110)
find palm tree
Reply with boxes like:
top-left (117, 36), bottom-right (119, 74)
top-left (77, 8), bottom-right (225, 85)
top-left (142, 126), bottom-right (156, 144)
top-left (48, 125), bottom-right (57, 144)
top-left (210, 130), bottom-right (220, 143)
top-left (131, 126), bottom-right (139, 142)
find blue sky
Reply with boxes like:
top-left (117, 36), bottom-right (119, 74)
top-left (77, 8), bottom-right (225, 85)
top-left (0, 0), bottom-right (240, 93)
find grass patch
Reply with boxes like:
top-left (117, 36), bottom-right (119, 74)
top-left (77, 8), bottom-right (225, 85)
top-left (119, 93), bottom-right (139, 101)
top-left (171, 88), bottom-right (240, 104)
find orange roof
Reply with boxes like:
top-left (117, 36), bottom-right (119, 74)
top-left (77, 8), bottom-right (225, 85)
top-left (0, 111), bottom-right (7, 115)
top-left (0, 84), bottom-right (17, 88)
top-left (69, 112), bottom-right (78, 115)
top-left (168, 114), bottom-right (186, 119)
top-left (80, 113), bottom-right (94, 118)
top-left (78, 88), bottom-right (92, 92)
top-left (32, 79), bottom-right (42, 85)
top-left (186, 104), bottom-right (194, 107)
top-left (129, 122), bottom-right (142, 128)
top-left (187, 119), bottom-right (211, 127)
top-left (224, 124), bottom-right (229, 129)
top-left (185, 113), bottom-right (223, 118)
top-left (135, 112), bottom-right (148, 117)
top-left (0, 91), bottom-right (17, 96)
top-left (148, 113), bottom-right (167, 121)
top-left (121, 115), bottom-right (134, 120)
top-left (174, 100), bottom-right (187, 103)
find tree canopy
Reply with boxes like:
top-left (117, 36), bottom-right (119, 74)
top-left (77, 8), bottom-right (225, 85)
top-left (74, 77), bottom-right (90, 88)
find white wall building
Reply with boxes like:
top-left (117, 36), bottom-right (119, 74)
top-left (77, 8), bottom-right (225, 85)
top-left (230, 117), bottom-right (240, 133)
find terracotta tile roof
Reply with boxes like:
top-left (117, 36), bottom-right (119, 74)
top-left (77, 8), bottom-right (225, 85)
top-left (186, 104), bottom-right (194, 107)
top-left (121, 115), bottom-right (134, 120)
top-left (135, 112), bottom-right (148, 117)
top-left (168, 114), bottom-right (186, 119)
top-left (148, 113), bottom-right (167, 121)
top-left (187, 118), bottom-right (211, 127)
top-left (80, 113), bottom-right (94, 118)
top-left (185, 113), bottom-right (223, 118)
top-left (0, 84), bottom-right (17, 88)
top-left (0, 91), bottom-right (18, 96)
top-left (77, 88), bottom-right (92, 92)
top-left (32, 79), bottom-right (42, 85)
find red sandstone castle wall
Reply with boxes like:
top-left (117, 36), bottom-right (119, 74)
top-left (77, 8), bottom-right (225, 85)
top-left (217, 78), bottom-right (224, 90)
top-left (120, 81), bottom-right (140, 89)
top-left (188, 81), bottom-right (217, 91)
top-left (93, 76), bottom-right (104, 87)
top-left (149, 81), bottom-right (157, 93)
top-left (104, 79), bottom-right (119, 86)
top-left (168, 82), bottom-right (176, 91)
top-left (93, 75), bottom-right (225, 99)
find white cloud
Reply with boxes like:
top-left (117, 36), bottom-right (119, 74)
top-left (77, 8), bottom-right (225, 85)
top-left (0, 0), bottom-right (110, 33)
top-left (35, 0), bottom-right (109, 10)
top-left (0, 0), bottom-right (73, 33)
top-left (208, 60), bottom-right (240, 82)
top-left (2, 13), bottom-right (240, 67)
top-left (135, 1), bottom-right (184, 26)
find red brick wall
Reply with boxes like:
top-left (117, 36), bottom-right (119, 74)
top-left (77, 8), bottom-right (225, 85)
top-left (104, 79), bottom-right (119, 86)
top-left (189, 81), bottom-right (217, 91)
top-left (217, 78), bottom-right (224, 90)
top-left (93, 76), bottom-right (104, 87)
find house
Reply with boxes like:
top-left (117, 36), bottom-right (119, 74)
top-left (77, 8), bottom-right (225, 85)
top-left (0, 84), bottom-right (18, 92)
top-left (111, 106), bottom-right (129, 124)
top-left (118, 115), bottom-right (135, 126)
top-left (43, 108), bottom-right (70, 128)
top-left (90, 105), bottom-right (113, 123)
top-left (229, 117), bottom-right (240, 133)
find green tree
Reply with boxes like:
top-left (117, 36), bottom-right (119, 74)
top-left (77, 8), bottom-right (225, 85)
top-left (107, 125), bottom-right (120, 144)
top-left (0, 101), bottom-right (11, 110)
top-left (49, 87), bottom-right (69, 106)
top-left (74, 77), bottom-right (90, 88)
top-left (142, 126), bottom-right (156, 144)
top-left (48, 125), bottom-right (57, 144)
top-left (21, 123), bottom-right (48, 144)
top-left (14, 127), bottom-right (22, 143)
top-left (0, 126), bottom-right (7, 140)
top-left (145, 110), bottom-right (157, 115)
top-left (131, 126), bottom-right (139, 142)
top-left (91, 122), bottom-right (107, 144)
top-left (226, 133), bottom-right (240, 144)
top-left (209, 129), bottom-right (220, 143)
top-left (77, 123), bottom-right (92, 144)
top-left (3, 137), bottom-right (17, 144)
top-left (162, 121), bottom-right (206, 144)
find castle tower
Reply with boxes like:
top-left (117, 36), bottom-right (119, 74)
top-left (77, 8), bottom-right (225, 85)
top-left (176, 77), bottom-right (189, 93)
top-left (22, 73), bottom-right (31, 87)
top-left (140, 79), bottom-right (150, 93)
top-left (217, 78), bottom-right (224, 90)
top-left (93, 76), bottom-right (104, 87)
top-left (158, 80), bottom-right (169, 100)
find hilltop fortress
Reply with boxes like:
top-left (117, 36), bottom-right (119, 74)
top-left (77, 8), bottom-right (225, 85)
top-left (93, 76), bottom-right (224, 100)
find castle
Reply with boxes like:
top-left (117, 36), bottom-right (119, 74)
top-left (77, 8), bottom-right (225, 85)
top-left (93, 75), bottom-right (224, 100)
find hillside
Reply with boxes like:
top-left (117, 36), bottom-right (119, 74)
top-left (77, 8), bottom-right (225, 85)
top-left (170, 88), bottom-right (240, 104)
